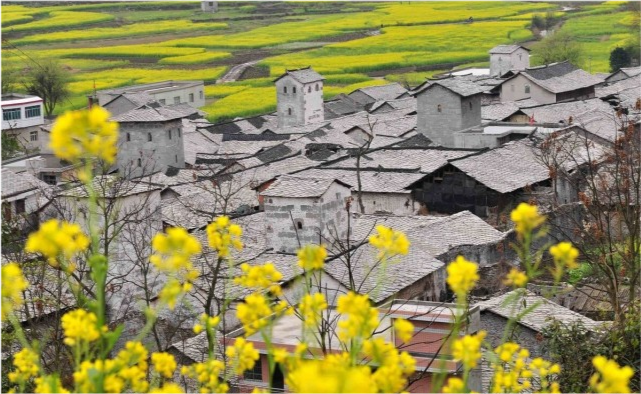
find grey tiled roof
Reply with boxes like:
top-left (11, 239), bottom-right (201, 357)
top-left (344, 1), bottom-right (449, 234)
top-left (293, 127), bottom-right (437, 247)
top-left (60, 176), bottom-right (161, 198)
top-left (275, 67), bottom-right (324, 84)
top-left (518, 62), bottom-right (602, 94)
top-left (351, 83), bottom-right (408, 101)
top-left (489, 44), bottom-right (530, 54)
top-left (294, 167), bottom-right (424, 194)
top-left (111, 105), bottom-right (195, 123)
top-left (412, 77), bottom-right (486, 97)
top-left (520, 98), bottom-right (612, 125)
top-left (451, 139), bottom-right (550, 194)
top-left (475, 289), bottom-right (603, 333)
top-left (182, 119), bottom-right (221, 165)
top-left (260, 175), bottom-right (350, 198)
top-left (1, 168), bottom-right (48, 198)
top-left (482, 102), bottom-right (522, 121)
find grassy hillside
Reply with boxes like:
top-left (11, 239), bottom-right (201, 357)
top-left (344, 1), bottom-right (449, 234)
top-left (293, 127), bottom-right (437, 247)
top-left (1, 1), bottom-right (634, 121)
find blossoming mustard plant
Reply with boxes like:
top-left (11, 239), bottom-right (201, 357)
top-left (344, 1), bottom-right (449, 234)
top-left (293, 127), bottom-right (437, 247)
top-left (296, 244), bottom-right (328, 271)
top-left (24, 219), bottom-right (90, 269)
top-left (393, 318), bottom-right (414, 343)
top-left (299, 292), bottom-right (328, 328)
top-left (61, 309), bottom-right (101, 346)
top-left (34, 375), bottom-right (70, 394)
top-left (446, 256), bottom-right (479, 297)
top-left (442, 377), bottom-right (465, 393)
top-left (336, 292), bottom-right (379, 342)
top-left (504, 267), bottom-right (528, 288)
top-left (181, 359), bottom-right (229, 393)
top-left (234, 262), bottom-right (283, 295)
top-left (49, 106), bottom-right (118, 164)
top-left (149, 383), bottom-right (184, 393)
top-left (193, 313), bottom-right (220, 334)
top-left (452, 330), bottom-right (486, 369)
top-left (549, 242), bottom-right (579, 270)
top-left (368, 225), bottom-right (410, 259)
top-left (8, 348), bottom-right (40, 386)
top-left (150, 227), bottom-right (201, 274)
top-left (285, 358), bottom-right (378, 393)
top-left (510, 202), bottom-right (545, 236)
top-left (151, 352), bottom-right (177, 378)
top-left (226, 337), bottom-right (259, 375)
top-left (589, 355), bottom-right (634, 393)
top-left (206, 215), bottom-right (243, 258)
top-left (2, 262), bottom-right (29, 320)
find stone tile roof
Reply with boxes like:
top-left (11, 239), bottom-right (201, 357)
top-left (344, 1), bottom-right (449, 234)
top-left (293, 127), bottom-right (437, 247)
top-left (1, 168), bottom-right (48, 198)
top-left (482, 102), bottom-right (522, 121)
top-left (412, 77), bottom-right (487, 97)
top-left (295, 167), bottom-right (424, 194)
top-left (241, 154), bottom-right (317, 185)
top-left (60, 176), bottom-right (161, 198)
top-left (393, 133), bottom-right (433, 148)
top-left (489, 44), bottom-right (530, 54)
top-left (520, 98), bottom-right (612, 125)
top-left (216, 139), bottom-right (284, 156)
top-left (596, 74), bottom-right (641, 104)
top-left (450, 139), bottom-right (550, 194)
top-left (475, 289), bottom-right (603, 333)
top-left (260, 175), bottom-right (350, 198)
top-left (325, 241), bottom-right (444, 303)
top-left (274, 66), bottom-right (324, 84)
top-left (324, 94), bottom-right (363, 118)
top-left (367, 135), bottom-right (405, 149)
top-left (111, 104), bottom-right (194, 123)
top-left (350, 83), bottom-right (408, 102)
top-left (518, 62), bottom-right (602, 94)
top-left (182, 119), bottom-right (220, 165)
top-left (325, 147), bottom-right (473, 174)
top-left (572, 109), bottom-right (626, 142)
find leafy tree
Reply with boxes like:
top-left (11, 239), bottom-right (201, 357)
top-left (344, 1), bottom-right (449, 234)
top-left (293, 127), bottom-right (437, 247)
top-left (610, 47), bottom-right (632, 72)
top-left (1, 134), bottom-right (24, 160)
top-left (23, 59), bottom-right (70, 118)
top-left (532, 30), bottom-right (583, 67)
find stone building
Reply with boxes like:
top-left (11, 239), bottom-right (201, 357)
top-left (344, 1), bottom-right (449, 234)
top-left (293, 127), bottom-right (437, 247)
top-left (260, 175), bottom-right (351, 253)
top-left (274, 67), bottom-right (325, 129)
top-left (111, 105), bottom-right (191, 178)
top-left (97, 80), bottom-right (205, 109)
top-left (201, 0), bottom-right (218, 12)
top-left (1, 93), bottom-right (45, 152)
top-left (412, 78), bottom-right (484, 148)
top-left (489, 45), bottom-right (530, 77)
top-left (497, 61), bottom-right (603, 104)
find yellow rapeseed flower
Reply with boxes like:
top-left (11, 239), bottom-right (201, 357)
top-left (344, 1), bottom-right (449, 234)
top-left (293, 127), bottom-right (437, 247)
top-left (181, 359), bottom-right (228, 393)
top-left (2, 262), bottom-right (29, 320)
top-left (25, 219), bottom-right (90, 268)
top-left (589, 355), bottom-right (634, 393)
top-left (50, 106), bottom-right (118, 164)
top-left (61, 309), bottom-right (100, 346)
top-left (8, 348), bottom-right (39, 384)
top-left (452, 330), bottom-right (486, 369)
top-left (150, 227), bottom-right (201, 273)
top-left (446, 256), bottom-right (479, 296)
top-left (206, 216), bottom-right (243, 258)
top-left (510, 203), bottom-right (545, 236)
top-left (151, 352), bottom-right (177, 378)
top-left (34, 375), bottom-right (69, 394)
top-left (368, 225), bottom-right (410, 259)
top-left (442, 377), bottom-right (465, 393)
top-left (549, 242), bottom-right (579, 269)
top-left (504, 268), bottom-right (528, 287)
top-left (393, 318), bottom-right (414, 343)
top-left (336, 292), bottom-right (379, 342)
top-left (286, 359), bottom-right (377, 393)
top-left (226, 337), bottom-right (259, 375)
top-left (234, 263), bottom-right (283, 290)
top-left (296, 244), bottom-right (327, 271)
top-left (299, 293), bottom-right (328, 328)
top-left (149, 383), bottom-right (184, 393)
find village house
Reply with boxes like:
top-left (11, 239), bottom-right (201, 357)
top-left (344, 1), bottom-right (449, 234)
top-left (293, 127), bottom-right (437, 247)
top-left (496, 61), bottom-right (603, 104)
top-left (603, 65), bottom-right (641, 84)
top-left (97, 80), bottom-right (206, 109)
top-left (1, 168), bottom-right (49, 234)
top-left (489, 44), bottom-right (531, 77)
top-left (275, 67), bottom-right (325, 128)
top-left (1, 93), bottom-right (45, 152)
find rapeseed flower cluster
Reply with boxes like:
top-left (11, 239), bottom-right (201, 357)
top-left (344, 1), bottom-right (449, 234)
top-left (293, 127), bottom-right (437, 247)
top-left (226, 337), bottom-right (260, 375)
top-left (286, 358), bottom-right (378, 393)
top-left (296, 244), bottom-right (327, 271)
top-left (150, 383), bottom-right (184, 393)
top-left (181, 359), bottom-right (228, 393)
top-left (490, 342), bottom-right (561, 394)
top-left (549, 242), bottom-right (579, 270)
top-left (151, 352), bottom-right (177, 378)
top-left (236, 292), bottom-right (289, 336)
top-left (206, 215), bottom-right (243, 258)
top-left (25, 219), bottom-right (90, 269)
top-left (510, 202), bottom-right (545, 236)
top-left (61, 309), bottom-right (101, 346)
top-left (1, 262), bottom-right (28, 320)
top-left (368, 225), bottom-right (410, 259)
top-left (34, 375), bottom-right (69, 394)
top-left (193, 313), bottom-right (220, 334)
top-left (362, 338), bottom-right (416, 392)
top-left (589, 355), bottom-right (634, 393)
top-left (504, 267), bottom-right (528, 287)
top-left (299, 293), bottom-right (328, 328)
top-left (446, 255), bottom-right (479, 297)
top-left (452, 330), bottom-right (486, 369)
top-left (8, 348), bottom-right (39, 386)
top-left (49, 106), bottom-right (118, 164)
top-left (234, 262), bottom-right (283, 295)
top-left (393, 318), bottom-right (414, 343)
top-left (336, 292), bottom-right (379, 342)
top-left (442, 377), bottom-right (465, 393)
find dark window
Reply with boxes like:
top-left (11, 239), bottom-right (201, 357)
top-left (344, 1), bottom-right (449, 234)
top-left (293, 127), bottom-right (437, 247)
top-left (42, 175), bottom-right (57, 185)
top-left (3, 108), bottom-right (21, 121)
top-left (137, 158), bottom-right (142, 167)
top-left (189, 93), bottom-right (194, 103)
top-left (315, 84), bottom-right (319, 91)
top-left (178, 128), bottom-right (181, 138)
top-left (199, 91), bottom-right (203, 100)
top-left (25, 105), bottom-right (41, 118)
top-left (15, 199), bottom-right (26, 214)
top-left (30, 130), bottom-right (38, 141)
top-left (308, 86), bottom-right (312, 93)
top-left (283, 86), bottom-right (287, 94)
top-left (297, 221), bottom-right (303, 230)
top-left (173, 96), bottom-right (180, 104)
top-left (126, 133), bottom-right (131, 142)
top-left (175, 154), bottom-right (178, 163)
top-left (288, 108), bottom-right (292, 116)
top-left (525, 85), bottom-right (531, 94)
top-left (209, 2), bottom-right (214, 6)
top-left (293, 86), bottom-right (297, 94)
top-left (437, 104), bottom-right (442, 112)
top-left (168, 129), bottom-right (172, 140)
top-left (148, 133), bottom-right (152, 142)
top-left (159, 99), bottom-right (166, 105)
top-left (469, 101), bottom-right (473, 110)
top-left (244, 359), bottom-right (262, 381)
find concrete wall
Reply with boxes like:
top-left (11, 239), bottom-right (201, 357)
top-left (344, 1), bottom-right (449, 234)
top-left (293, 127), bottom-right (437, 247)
top-left (490, 48), bottom-right (530, 77)
top-left (151, 84), bottom-right (205, 108)
top-left (5, 125), bottom-right (44, 152)
top-left (264, 182), bottom-right (350, 253)
top-left (2, 101), bottom-right (44, 130)
top-left (276, 76), bottom-right (324, 128)
top-left (417, 84), bottom-right (481, 147)
top-left (116, 120), bottom-right (185, 178)
top-left (480, 311), bottom-right (544, 357)
top-left (360, 192), bottom-right (417, 215)
top-left (500, 74), bottom-right (556, 104)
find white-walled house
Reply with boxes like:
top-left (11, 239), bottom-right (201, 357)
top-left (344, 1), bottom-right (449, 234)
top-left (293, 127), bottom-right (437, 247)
top-left (97, 81), bottom-right (206, 109)
top-left (489, 45), bottom-right (530, 77)
top-left (1, 93), bottom-right (45, 152)
top-left (274, 67), bottom-right (325, 128)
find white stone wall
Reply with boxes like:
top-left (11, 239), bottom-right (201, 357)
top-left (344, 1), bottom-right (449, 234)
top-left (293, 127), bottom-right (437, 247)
top-left (500, 74), bottom-right (556, 104)
top-left (276, 76), bottom-right (324, 128)
top-left (490, 48), bottom-right (530, 77)
top-left (359, 192), bottom-right (417, 215)
top-left (150, 84), bottom-right (205, 108)
top-left (2, 101), bottom-right (44, 131)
